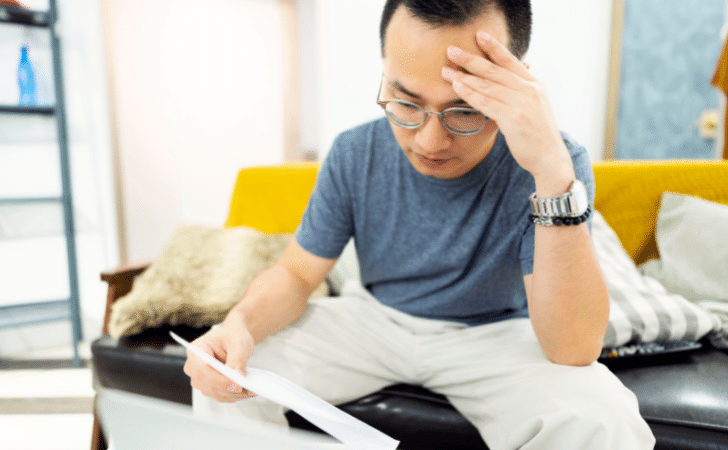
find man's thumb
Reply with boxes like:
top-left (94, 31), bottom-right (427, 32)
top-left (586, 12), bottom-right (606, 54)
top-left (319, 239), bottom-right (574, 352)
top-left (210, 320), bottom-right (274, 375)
top-left (224, 341), bottom-right (255, 395)
top-left (224, 340), bottom-right (250, 377)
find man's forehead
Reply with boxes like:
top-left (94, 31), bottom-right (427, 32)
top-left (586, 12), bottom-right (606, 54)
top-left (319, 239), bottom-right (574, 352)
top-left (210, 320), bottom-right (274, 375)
top-left (382, 6), bottom-right (508, 84)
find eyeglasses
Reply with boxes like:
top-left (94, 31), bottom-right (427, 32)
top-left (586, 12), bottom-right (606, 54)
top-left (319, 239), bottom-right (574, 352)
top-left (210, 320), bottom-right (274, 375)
top-left (376, 80), bottom-right (488, 136)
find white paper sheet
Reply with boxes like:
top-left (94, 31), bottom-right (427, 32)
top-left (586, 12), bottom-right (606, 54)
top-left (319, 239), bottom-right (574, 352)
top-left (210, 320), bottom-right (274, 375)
top-left (170, 331), bottom-right (399, 450)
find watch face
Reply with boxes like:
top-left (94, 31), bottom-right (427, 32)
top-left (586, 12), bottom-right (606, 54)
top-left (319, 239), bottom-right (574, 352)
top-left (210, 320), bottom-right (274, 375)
top-left (573, 180), bottom-right (589, 213)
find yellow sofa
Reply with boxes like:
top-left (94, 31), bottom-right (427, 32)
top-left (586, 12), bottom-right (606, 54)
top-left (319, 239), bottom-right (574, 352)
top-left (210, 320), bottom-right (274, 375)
top-left (591, 160), bottom-right (728, 264)
top-left (92, 160), bottom-right (728, 450)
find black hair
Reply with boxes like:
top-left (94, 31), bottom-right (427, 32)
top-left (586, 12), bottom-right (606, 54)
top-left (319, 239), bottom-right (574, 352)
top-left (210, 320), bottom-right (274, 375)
top-left (379, 0), bottom-right (532, 59)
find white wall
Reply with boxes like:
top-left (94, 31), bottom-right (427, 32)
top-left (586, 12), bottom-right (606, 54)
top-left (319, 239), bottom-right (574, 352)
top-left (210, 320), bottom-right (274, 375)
top-left (310, 0), bottom-right (614, 162)
top-left (310, 0), bottom-right (386, 159)
top-left (105, 0), bottom-right (287, 263)
top-left (528, 0), bottom-right (613, 161)
top-left (103, 0), bottom-right (617, 268)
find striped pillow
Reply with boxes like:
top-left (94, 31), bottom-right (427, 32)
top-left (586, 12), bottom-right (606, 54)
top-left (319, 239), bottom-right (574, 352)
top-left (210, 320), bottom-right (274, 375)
top-left (592, 210), bottom-right (722, 348)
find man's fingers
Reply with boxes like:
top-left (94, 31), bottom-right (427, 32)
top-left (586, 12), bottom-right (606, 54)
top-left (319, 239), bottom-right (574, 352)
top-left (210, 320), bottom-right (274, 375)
top-left (449, 77), bottom-right (509, 122)
top-left (474, 31), bottom-right (533, 80)
top-left (184, 346), bottom-right (234, 390)
top-left (226, 383), bottom-right (258, 398)
top-left (223, 329), bottom-right (254, 380)
top-left (183, 325), bottom-right (257, 403)
top-left (226, 383), bottom-right (243, 393)
top-left (442, 65), bottom-right (512, 118)
top-left (446, 45), bottom-right (519, 89)
top-left (203, 386), bottom-right (256, 403)
top-left (187, 351), bottom-right (257, 400)
top-left (192, 379), bottom-right (257, 403)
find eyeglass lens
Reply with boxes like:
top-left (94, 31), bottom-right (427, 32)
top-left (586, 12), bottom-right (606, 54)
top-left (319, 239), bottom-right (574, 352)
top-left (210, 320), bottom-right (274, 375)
top-left (384, 101), bottom-right (486, 134)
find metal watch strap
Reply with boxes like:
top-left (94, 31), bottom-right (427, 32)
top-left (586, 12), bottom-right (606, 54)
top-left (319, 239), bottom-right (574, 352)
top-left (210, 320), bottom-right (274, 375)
top-left (528, 179), bottom-right (589, 226)
top-left (529, 207), bottom-right (592, 226)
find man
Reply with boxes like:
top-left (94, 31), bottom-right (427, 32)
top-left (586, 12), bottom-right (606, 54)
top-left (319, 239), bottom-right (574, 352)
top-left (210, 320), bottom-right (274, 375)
top-left (185, 1), bottom-right (656, 448)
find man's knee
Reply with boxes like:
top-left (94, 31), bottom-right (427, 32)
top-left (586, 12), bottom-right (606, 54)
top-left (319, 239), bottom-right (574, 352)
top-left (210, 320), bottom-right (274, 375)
top-left (507, 364), bottom-right (655, 449)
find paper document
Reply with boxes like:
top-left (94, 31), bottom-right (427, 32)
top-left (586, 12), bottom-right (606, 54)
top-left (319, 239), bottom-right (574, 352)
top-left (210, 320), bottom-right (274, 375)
top-left (170, 331), bottom-right (399, 450)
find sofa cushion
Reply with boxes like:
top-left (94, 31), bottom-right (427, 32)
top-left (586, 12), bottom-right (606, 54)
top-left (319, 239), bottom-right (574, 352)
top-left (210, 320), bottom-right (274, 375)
top-left (107, 225), bottom-right (330, 338)
top-left (641, 193), bottom-right (728, 301)
top-left (92, 325), bottom-right (210, 405)
top-left (592, 211), bottom-right (722, 347)
top-left (640, 193), bottom-right (728, 348)
top-left (611, 344), bottom-right (728, 442)
top-left (328, 238), bottom-right (360, 295)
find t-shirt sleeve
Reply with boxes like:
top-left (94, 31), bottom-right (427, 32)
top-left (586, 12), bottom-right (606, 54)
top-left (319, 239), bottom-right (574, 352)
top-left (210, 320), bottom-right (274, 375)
top-left (518, 135), bottom-right (596, 276)
top-left (294, 135), bottom-right (355, 260)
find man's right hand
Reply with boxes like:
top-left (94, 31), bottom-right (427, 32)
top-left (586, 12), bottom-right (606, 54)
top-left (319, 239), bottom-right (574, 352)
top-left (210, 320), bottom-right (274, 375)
top-left (183, 239), bottom-right (337, 403)
top-left (183, 316), bottom-right (257, 403)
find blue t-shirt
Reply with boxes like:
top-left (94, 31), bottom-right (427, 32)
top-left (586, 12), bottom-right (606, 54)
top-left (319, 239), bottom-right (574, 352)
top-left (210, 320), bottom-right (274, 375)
top-left (295, 117), bottom-right (594, 326)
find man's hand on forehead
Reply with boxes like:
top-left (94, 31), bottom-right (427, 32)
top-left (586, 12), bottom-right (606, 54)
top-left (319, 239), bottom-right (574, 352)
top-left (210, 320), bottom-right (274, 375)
top-left (441, 30), bottom-right (574, 186)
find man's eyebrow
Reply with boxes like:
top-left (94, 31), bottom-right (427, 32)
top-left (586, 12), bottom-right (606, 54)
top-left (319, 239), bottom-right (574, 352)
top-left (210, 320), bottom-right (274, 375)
top-left (449, 98), bottom-right (469, 106)
top-left (390, 79), bottom-right (421, 99)
top-left (389, 79), bottom-right (469, 106)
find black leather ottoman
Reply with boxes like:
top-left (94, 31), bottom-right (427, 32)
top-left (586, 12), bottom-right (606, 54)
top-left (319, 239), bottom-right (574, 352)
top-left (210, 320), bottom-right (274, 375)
top-left (91, 325), bottom-right (728, 450)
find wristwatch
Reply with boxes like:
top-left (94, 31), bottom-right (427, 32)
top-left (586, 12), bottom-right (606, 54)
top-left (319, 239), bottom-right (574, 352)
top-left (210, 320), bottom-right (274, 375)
top-left (529, 179), bottom-right (590, 226)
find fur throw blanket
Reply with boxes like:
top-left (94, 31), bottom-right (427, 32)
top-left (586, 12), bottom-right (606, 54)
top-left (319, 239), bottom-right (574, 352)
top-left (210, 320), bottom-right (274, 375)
top-left (108, 225), bottom-right (330, 338)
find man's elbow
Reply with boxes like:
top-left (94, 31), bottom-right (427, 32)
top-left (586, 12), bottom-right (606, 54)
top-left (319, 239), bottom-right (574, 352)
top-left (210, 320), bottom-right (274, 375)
top-left (544, 340), bottom-right (603, 367)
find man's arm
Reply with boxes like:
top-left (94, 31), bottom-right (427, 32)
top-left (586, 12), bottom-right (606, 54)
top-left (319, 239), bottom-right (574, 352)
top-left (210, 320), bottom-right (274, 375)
top-left (231, 239), bottom-right (337, 344)
top-left (523, 225), bottom-right (609, 366)
top-left (522, 165), bottom-right (609, 367)
top-left (443, 32), bottom-right (609, 366)
top-left (183, 239), bottom-right (337, 402)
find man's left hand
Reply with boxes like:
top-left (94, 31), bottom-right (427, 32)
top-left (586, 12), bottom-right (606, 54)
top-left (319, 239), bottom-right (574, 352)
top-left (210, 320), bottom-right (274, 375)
top-left (442, 31), bottom-right (574, 188)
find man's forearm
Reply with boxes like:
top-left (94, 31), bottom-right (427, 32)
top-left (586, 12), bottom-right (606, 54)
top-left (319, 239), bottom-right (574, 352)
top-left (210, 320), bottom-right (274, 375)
top-left (528, 222), bottom-right (610, 366)
top-left (224, 265), bottom-right (313, 345)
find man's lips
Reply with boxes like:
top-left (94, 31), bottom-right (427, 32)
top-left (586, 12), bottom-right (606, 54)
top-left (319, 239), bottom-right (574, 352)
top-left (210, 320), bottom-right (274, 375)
top-left (416, 153), bottom-right (452, 167)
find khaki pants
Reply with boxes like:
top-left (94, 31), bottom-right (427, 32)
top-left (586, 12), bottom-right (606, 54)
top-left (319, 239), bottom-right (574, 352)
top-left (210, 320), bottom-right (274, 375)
top-left (194, 280), bottom-right (655, 450)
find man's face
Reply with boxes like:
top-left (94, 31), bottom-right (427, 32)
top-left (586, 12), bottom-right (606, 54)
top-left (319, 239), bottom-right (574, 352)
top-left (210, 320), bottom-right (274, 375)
top-left (382, 6), bottom-right (510, 179)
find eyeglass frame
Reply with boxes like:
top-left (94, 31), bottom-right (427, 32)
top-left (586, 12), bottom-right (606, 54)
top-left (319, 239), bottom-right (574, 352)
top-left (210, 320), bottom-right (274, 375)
top-left (375, 79), bottom-right (488, 136)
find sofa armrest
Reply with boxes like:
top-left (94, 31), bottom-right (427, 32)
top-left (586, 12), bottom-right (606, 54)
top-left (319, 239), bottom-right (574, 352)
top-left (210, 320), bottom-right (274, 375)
top-left (100, 262), bottom-right (150, 284)
top-left (99, 262), bottom-right (151, 334)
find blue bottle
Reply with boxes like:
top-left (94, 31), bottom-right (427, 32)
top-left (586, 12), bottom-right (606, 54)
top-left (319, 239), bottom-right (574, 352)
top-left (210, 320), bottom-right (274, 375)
top-left (18, 45), bottom-right (37, 106)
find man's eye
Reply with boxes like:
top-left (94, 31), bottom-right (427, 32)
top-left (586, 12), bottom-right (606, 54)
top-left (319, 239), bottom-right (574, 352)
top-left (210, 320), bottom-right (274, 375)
top-left (399, 102), bottom-right (420, 111)
top-left (451, 109), bottom-right (480, 117)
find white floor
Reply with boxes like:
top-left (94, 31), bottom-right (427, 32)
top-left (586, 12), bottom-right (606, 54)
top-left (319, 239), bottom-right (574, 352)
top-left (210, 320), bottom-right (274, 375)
top-left (0, 342), bottom-right (95, 450)
top-left (0, 414), bottom-right (95, 450)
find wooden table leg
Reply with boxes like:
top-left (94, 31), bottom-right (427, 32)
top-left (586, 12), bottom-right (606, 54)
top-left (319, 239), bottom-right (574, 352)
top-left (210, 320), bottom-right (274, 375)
top-left (90, 395), bottom-right (108, 450)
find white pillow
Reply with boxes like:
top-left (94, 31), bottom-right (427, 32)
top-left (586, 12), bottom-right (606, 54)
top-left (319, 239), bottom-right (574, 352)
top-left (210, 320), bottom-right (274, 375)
top-left (640, 193), bottom-right (728, 302)
top-left (591, 210), bottom-right (722, 348)
top-left (639, 192), bottom-right (728, 348)
top-left (328, 238), bottom-right (361, 295)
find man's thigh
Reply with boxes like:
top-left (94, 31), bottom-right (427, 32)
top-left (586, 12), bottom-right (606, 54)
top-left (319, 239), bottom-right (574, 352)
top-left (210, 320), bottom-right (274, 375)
top-left (420, 319), bottom-right (654, 450)
top-left (250, 295), bottom-right (415, 403)
top-left (193, 293), bottom-right (412, 422)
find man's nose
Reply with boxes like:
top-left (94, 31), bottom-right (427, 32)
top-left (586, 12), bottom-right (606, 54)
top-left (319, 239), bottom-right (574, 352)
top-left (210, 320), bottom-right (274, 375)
top-left (414, 114), bottom-right (452, 153)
